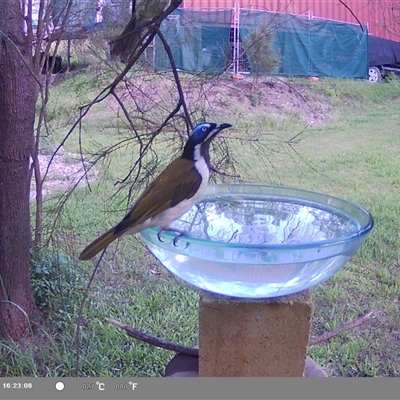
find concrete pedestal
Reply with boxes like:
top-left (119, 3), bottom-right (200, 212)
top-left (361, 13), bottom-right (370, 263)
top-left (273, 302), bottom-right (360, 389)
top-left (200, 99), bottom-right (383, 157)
top-left (164, 354), bottom-right (327, 377)
top-left (198, 290), bottom-right (313, 377)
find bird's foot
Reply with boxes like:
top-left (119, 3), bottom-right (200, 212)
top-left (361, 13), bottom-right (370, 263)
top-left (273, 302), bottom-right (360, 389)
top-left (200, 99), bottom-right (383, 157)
top-left (157, 229), bottom-right (165, 242)
top-left (157, 228), bottom-right (189, 248)
top-left (172, 232), bottom-right (186, 247)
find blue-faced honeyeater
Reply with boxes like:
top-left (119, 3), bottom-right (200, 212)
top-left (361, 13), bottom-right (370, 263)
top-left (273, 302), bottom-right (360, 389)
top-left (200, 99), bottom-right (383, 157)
top-left (79, 122), bottom-right (232, 260)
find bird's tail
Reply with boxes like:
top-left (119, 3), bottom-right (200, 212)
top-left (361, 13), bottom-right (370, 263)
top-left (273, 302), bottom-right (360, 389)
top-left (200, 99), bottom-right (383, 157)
top-left (79, 226), bottom-right (120, 261)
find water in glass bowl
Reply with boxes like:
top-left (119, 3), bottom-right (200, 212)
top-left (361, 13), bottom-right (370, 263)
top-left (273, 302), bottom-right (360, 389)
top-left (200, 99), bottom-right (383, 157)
top-left (140, 185), bottom-right (373, 298)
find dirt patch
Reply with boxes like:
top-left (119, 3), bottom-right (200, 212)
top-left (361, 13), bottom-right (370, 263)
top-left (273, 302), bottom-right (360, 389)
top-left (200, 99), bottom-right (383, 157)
top-left (29, 150), bottom-right (97, 200)
top-left (212, 76), bottom-right (332, 125)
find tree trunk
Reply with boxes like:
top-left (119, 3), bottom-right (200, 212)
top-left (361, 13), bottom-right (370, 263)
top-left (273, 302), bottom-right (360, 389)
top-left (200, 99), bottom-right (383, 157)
top-left (0, 1), bottom-right (37, 339)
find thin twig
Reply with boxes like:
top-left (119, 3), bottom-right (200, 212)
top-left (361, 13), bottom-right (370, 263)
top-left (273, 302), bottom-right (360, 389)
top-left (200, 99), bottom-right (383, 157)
top-left (210, 165), bottom-right (240, 178)
top-left (155, 27), bottom-right (192, 131)
top-left (77, 108), bottom-right (93, 191)
top-left (111, 89), bottom-right (143, 147)
top-left (111, 99), bottom-right (183, 189)
top-left (309, 310), bottom-right (381, 346)
top-left (338, 0), bottom-right (364, 31)
top-left (43, 31), bottom-right (157, 183)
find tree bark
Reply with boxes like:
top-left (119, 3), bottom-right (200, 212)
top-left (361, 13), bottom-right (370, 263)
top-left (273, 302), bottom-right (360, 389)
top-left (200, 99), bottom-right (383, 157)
top-left (0, 0), bottom-right (37, 339)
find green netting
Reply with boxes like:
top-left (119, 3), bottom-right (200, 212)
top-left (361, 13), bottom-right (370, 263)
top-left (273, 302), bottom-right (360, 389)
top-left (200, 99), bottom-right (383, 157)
top-left (240, 10), bottom-right (368, 78)
top-left (155, 8), bottom-right (368, 79)
top-left (155, 9), bottom-right (232, 74)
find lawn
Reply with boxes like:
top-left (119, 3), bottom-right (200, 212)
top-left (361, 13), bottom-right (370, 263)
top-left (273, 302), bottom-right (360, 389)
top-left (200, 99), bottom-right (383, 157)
top-left (1, 66), bottom-right (400, 377)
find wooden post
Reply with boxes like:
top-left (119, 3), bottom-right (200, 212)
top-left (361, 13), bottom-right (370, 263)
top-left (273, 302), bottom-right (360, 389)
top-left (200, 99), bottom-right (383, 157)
top-left (198, 290), bottom-right (312, 377)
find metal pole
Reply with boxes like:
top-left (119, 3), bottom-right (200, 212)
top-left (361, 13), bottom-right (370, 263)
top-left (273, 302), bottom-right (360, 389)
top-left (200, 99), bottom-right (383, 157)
top-left (233, 2), bottom-right (240, 74)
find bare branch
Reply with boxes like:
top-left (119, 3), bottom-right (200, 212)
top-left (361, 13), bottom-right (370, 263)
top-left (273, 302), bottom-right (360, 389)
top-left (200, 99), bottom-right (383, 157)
top-left (111, 89), bottom-right (143, 148)
top-left (155, 27), bottom-right (192, 131)
top-left (309, 310), bottom-right (382, 346)
top-left (338, 0), bottom-right (364, 31)
top-left (111, 98), bottom-right (184, 191)
top-left (105, 310), bottom-right (382, 357)
top-left (42, 31), bottom-right (158, 184)
top-left (105, 317), bottom-right (198, 356)
top-left (210, 165), bottom-right (240, 179)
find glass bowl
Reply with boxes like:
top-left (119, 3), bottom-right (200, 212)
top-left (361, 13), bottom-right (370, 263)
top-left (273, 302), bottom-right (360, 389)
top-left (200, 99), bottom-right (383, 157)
top-left (140, 184), bottom-right (374, 298)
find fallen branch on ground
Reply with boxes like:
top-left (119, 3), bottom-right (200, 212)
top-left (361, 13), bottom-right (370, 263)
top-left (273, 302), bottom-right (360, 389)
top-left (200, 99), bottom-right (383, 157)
top-left (309, 310), bottom-right (382, 346)
top-left (106, 310), bottom-right (381, 356)
top-left (106, 318), bottom-right (198, 356)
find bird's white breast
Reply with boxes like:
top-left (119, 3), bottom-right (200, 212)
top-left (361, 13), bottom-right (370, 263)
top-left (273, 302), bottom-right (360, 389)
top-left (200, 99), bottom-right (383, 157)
top-left (133, 145), bottom-right (210, 233)
top-left (146, 146), bottom-right (210, 230)
top-left (193, 144), bottom-right (210, 187)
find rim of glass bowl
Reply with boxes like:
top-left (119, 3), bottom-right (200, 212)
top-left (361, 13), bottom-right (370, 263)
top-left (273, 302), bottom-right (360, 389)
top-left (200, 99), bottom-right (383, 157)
top-left (141, 184), bottom-right (374, 250)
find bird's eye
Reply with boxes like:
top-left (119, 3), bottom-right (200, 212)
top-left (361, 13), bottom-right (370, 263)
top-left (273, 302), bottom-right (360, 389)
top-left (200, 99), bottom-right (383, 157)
top-left (201, 127), bottom-right (207, 131)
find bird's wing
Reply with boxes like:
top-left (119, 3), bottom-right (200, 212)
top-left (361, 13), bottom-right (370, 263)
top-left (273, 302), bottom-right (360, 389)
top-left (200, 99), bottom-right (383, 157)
top-left (113, 158), bottom-right (202, 235)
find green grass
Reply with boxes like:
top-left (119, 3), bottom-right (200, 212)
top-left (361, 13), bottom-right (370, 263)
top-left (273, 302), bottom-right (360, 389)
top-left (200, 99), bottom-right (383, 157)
top-left (2, 71), bottom-right (400, 377)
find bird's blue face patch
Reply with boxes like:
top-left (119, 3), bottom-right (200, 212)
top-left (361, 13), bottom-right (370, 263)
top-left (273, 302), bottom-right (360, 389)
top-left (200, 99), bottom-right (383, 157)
top-left (190, 123), bottom-right (217, 145)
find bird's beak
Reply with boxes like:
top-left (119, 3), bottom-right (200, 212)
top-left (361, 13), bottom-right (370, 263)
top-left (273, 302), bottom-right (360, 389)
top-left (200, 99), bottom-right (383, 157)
top-left (217, 123), bottom-right (232, 130)
top-left (204, 123), bottom-right (232, 144)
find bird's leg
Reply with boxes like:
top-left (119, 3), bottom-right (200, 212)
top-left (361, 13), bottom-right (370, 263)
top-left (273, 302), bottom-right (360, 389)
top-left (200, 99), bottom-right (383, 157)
top-left (157, 228), bottom-right (189, 247)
